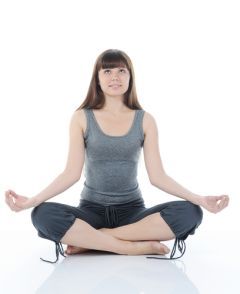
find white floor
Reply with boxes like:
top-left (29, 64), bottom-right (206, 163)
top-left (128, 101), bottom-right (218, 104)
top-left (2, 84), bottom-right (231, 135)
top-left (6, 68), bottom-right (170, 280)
top-left (0, 202), bottom-right (239, 294)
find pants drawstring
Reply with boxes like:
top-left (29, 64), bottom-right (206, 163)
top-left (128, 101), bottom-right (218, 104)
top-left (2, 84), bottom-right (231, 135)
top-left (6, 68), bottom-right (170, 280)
top-left (40, 241), bottom-right (66, 264)
top-left (146, 238), bottom-right (186, 260)
top-left (104, 205), bottom-right (118, 228)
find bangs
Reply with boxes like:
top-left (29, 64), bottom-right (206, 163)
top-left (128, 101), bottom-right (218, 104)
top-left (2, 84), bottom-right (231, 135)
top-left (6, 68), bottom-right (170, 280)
top-left (99, 51), bottom-right (129, 70)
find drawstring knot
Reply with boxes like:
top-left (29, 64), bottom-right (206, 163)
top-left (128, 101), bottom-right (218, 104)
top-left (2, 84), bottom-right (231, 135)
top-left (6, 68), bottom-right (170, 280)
top-left (40, 241), bottom-right (66, 264)
top-left (104, 205), bottom-right (118, 227)
top-left (146, 238), bottom-right (186, 260)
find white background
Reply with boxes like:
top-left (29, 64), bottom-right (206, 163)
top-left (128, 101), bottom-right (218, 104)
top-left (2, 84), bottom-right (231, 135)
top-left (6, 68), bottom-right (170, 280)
top-left (0, 1), bottom-right (239, 293)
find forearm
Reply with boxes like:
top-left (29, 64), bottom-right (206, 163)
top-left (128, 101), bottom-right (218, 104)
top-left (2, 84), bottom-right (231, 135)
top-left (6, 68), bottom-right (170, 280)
top-left (151, 174), bottom-right (202, 205)
top-left (32, 172), bottom-right (79, 206)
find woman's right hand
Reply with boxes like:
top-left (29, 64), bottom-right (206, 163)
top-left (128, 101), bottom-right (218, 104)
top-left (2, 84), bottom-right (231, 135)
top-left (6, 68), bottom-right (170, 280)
top-left (5, 189), bottom-right (37, 212)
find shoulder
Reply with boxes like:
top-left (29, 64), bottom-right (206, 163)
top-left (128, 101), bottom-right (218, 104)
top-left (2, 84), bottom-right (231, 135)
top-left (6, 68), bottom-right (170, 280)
top-left (142, 110), bottom-right (158, 136)
top-left (70, 108), bottom-right (87, 136)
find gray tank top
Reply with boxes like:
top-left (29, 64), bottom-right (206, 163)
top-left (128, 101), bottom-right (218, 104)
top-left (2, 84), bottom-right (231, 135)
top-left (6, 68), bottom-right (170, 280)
top-left (80, 108), bottom-right (145, 205)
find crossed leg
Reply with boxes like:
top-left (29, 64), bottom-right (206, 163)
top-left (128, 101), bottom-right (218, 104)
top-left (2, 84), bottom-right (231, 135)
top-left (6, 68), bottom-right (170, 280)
top-left (65, 213), bottom-right (175, 255)
top-left (102, 212), bottom-right (175, 241)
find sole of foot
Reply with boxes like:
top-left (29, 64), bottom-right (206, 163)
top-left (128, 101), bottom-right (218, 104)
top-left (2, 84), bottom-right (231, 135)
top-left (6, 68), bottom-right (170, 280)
top-left (133, 241), bottom-right (170, 255)
top-left (151, 241), bottom-right (170, 254)
top-left (65, 245), bottom-right (90, 255)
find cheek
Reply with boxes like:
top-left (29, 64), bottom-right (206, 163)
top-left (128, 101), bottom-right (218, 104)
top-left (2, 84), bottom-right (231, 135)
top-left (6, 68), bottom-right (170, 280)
top-left (98, 76), bottom-right (106, 86)
top-left (124, 76), bottom-right (130, 86)
top-left (98, 73), bottom-right (106, 84)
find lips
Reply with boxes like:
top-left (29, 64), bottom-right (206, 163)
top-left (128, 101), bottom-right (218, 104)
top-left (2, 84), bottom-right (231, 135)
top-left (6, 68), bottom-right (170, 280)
top-left (109, 84), bottom-right (121, 87)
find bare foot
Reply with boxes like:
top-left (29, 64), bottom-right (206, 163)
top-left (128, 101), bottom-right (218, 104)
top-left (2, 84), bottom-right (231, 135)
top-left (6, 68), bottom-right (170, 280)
top-left (151, 242), bottom-right (170, 254)
top-left (65, 240), bottom-right (170, 256)
top-left (131, 241), bottom-right (170, 255)
top-left (65, 245), bottom-right (90, 255)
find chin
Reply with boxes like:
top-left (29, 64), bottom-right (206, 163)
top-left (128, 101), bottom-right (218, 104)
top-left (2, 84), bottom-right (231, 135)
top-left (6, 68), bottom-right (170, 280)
top-left (107, 91), bottom-right (126, 96)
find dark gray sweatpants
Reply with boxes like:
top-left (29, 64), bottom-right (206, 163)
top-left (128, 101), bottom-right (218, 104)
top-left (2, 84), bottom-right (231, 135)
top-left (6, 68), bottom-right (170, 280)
top-left (31, 198), bottom-right (203, 246)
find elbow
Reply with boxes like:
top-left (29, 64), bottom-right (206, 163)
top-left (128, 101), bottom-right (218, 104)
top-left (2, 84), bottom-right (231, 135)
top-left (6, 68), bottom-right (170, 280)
top-left (150, 179), bottom-right (158, 187)
top-left (62, 170), bottom-right (81, 183)
top-left (150, 177), bottom-right (158, 187)
top-left (72, 176), bottom-right (81, 183)
top-left (150, 173), bottom-right (167, 187)
top-left (72, 173), bottom-right (81, 183)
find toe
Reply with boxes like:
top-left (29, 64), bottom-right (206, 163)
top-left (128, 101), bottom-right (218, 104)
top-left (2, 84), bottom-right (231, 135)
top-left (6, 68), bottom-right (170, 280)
top-left (162, 244), bottom-right (170, 254)
top-left (65, 245), bottom-right (73, 254)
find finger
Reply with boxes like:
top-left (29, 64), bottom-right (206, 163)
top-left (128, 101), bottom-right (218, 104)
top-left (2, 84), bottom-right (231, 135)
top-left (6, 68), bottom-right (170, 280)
top-left (11, 193), bottom-right (19, 199)
top-left (217, 197), bottom-right (229, 212)
top-left (6, 189), bottom-right (14, 197)
top-left (5, 190), bottom-right (14, 201)
top-left (217, 195), bottom-right (228, 200)
top-left (221, 196), bottom-right (229, 207)
top-left (5, 190), bottom-right (11, 198)
top-left (5, 194), bottom-right (12, 208)
top-left (5, 192), bottom-right (13, 205)
top-left (221, 195), bottom-right (229, 201)
top-left (218, 199), bottom-right (226, 210)
top-left (5, 193), bottom-right (21, 212)
top-left (224, 195), bottom-right (230, 203)
top-left (6, 196), bottom-right (18, 211)
top-left (9, 189), bottom-right (17, 195)
top-left (8, 189), bottom-right (18, 197)
top-left (221, 197), bottom-right (229, 210)
top-left (226, 196), bottom-right (230, 204)
top-left (9, 190), bottom-right (20, 201)
top-left (214, 196), bottom-right (224, 201)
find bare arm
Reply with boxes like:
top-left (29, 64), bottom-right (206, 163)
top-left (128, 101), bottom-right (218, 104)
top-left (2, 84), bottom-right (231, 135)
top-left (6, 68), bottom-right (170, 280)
top-left (143, 112), bottom-right (229, 213)
top-left (32, 172), bottom-right (79, 207)
top-left (32, 110), bottom-right (85, 205)
top-left (142, 112), bottom-right (199, 202)
top-left (5, 109), bottom-right (86, 211)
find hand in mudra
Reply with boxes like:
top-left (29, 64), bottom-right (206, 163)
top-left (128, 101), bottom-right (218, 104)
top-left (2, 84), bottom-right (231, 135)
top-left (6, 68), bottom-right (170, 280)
top-left (199, 195), bottom-right (229, 213)
top-left (5, 189), bottom-right (35, 212)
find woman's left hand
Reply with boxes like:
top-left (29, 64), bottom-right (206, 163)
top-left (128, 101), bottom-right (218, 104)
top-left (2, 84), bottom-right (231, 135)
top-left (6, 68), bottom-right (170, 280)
top-left (198, 195), bottom-right (230, 213)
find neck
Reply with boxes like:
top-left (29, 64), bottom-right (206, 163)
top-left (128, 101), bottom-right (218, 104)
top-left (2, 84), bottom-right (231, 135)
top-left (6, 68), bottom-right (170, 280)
top-left (103, 96), bottom-right (128, 114)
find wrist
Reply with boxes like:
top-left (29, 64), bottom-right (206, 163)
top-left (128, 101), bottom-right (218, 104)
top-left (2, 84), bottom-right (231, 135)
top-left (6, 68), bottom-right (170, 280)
top-left (191, 195), bottom-right (203, 206)
top-left (31, 196), bottom-right (41, 207)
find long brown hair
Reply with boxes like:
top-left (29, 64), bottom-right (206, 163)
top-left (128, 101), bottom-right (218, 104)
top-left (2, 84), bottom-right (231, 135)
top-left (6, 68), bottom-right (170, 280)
top-left (76, 49), bottom-right (144, 110)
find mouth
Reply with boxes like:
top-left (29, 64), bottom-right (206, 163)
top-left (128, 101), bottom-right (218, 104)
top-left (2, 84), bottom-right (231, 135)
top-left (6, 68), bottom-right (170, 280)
top-left (109, 84), bottom-right (122, 88)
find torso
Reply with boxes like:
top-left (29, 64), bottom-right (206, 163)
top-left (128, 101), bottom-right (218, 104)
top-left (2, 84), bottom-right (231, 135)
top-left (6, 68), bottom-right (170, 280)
top-left (78, 108), bottom-right (148, 138)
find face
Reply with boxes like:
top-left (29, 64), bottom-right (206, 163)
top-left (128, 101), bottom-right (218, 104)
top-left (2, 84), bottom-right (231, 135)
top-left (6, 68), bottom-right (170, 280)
top-left (98, 66), bottom-right (130, 98)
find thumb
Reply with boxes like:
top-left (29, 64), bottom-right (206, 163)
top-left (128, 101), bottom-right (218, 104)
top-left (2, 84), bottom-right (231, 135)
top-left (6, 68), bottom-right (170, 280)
top-left (214, 196), bottom-right (224, 201)
top-left (9, 190), bottom-right (19, 198)
top-left (11, 194), bottom-right (19, 199)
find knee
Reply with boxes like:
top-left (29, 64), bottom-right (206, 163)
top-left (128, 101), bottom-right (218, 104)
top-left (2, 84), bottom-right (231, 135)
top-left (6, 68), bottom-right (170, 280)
top-left (31, 202), bottom-right (78, 242)
top-left (31, 202), bottom-right (65, 242)
top-left (31, 202), bottom-right (54, 233)
top-left (186, 202), bottom-right (203, 227)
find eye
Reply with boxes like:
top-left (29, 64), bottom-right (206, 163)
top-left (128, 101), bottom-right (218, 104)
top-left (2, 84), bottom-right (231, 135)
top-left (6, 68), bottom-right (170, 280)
top-left (103, 69), bottom-right (111, 74)
top-left (119, 68), bottom-right (126, 73)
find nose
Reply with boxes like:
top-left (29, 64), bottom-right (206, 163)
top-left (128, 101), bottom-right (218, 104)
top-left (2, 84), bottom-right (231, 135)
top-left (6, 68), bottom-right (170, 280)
top-left (111, 71), bottom-right (120, 80)
top-left (111, 75), bottom-right (119, 81)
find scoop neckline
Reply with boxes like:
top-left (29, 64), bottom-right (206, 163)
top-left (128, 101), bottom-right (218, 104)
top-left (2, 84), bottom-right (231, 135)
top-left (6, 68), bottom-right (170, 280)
top-left (90, 109), bottom-right (138, 138)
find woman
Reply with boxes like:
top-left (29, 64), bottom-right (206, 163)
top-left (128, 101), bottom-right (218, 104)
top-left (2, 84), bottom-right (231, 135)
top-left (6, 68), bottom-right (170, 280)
top-left (5, 49), bottom-right (229, 263)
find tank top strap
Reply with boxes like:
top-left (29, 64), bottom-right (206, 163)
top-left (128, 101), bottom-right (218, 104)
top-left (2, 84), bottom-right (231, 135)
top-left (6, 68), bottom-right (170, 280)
top-left (82, 108), bottom-right (95, 139)
top-left (134, 109), bottom-right (145, 143)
